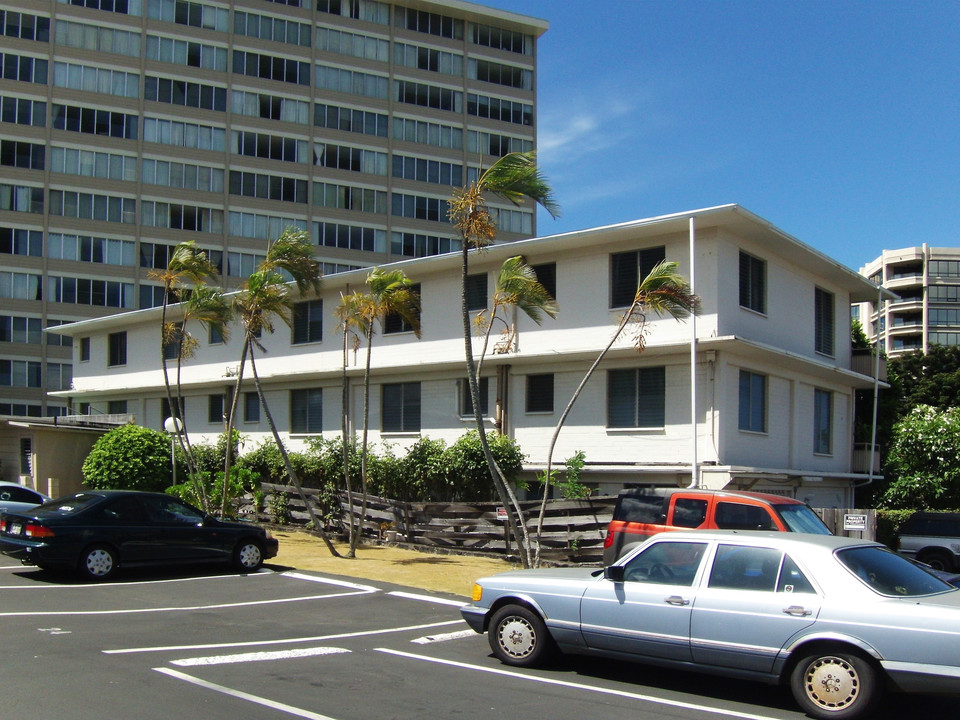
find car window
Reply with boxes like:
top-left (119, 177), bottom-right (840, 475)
top-left (616, 493), bottom-right (666, 523)
top-left (99, 496), bottom-right (149, 523)
top-left (775, 504), bottom-right (831, 534)
top-left (838, 545), bottom-right (955, 597)
top-left (672, 498), bottom-right (708, 528)
top-left (144, 496), bottom-right (204, 525)
top-left (36, 493), bottom-right (102, 515)
top-left (778, 555), bottom-right (817, 594)
top-left (0, 487), bottom-right (42, 504)
top-left (622, 541), bottom-right (707, 585)
top-left (715, 502), bottom-right (777, 530)
top-left (709, 545), bottom-right (781, 591)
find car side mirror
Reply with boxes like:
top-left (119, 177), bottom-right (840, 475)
top-left (604, 566), bottom-right (625, 583)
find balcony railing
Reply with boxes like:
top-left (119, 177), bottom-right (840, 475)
top-left (850, 349), bottom-right (887, 381)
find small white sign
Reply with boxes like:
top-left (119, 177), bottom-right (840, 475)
top-left (496, 507), bottom-right (508, 520)
top-left (843, 514), bottom-right (867, 531)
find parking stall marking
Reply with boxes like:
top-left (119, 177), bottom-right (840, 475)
top-left (410, 629), bottom-right (476, 644)
top-left (375, 648), bottom-right (786, 720)
top-left (104, 619), bottom-right (464, 655)
top-left (154, 667), bottom-right (341, 720)
top-left (171, 646), bottom-right (351, 666)
top-left (387, 590), bottom-right (466, 607)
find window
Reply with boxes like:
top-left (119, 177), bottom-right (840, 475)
top-left (209, 325), bottom-right (224, 344)
top-left (53, 104), bottom-right (138, 139)
top-left (291, 388), bottom-right (322, 433)
top-left (672, 498), bottom-right (708, 528)
top-left (108, 400), bottom-right (127, 415)
top-left (143, 75), bottom-right (227, 111)
top-left (607, 366), bottom-right (665, 428)
top-left (466, 274), bottom-right (488, 311)
top-left (459, 377), bottom-right (488, 417)
top-left (233, 51), bottom-right (310, 86)
top-left (621, 541), bottom-right (707, 585)
top-left (80, 337), bottom-right (91, 361)
top-left (108, 331), bottom-right (127, 366)
top-left (814, 388), bottom-right (832, 454)
top-left (315, 103), bottom-right (388, 138)
top-left (0, 140), bottom-right (44, 170)
top-left (466, 93), bottom-right (532, 126)
top-left (0, 228), bottom-right (42, 257)
top-left (738, 370), bottom-right (766, 432)
top-left (391, 232), bottom-right (460, 258)
top-left (207, 394), bottom-right (224, 424)
top-left (382, 382), bottom-right (420, 432)
top-left (715, 503), bottom-right (776, 531)
top-left (229, 171), bottom-right (308, 204)
top-left (532, 262), bottom-right (556, 302)
top-left (610, 247), bottom-right (666, 308)
top-left (815, 287), bottom-right (835, 356)
top-left (383, 284), bottom-right (420, 335)
top-left (293, 300), bottom-right (323, 344)
top-left (243, 392), bottom-right (260, 423)
top-left (1, 95), bottom-right (46, 127)
top-left (526, 374), bottom-right (553, 413)
top-left (739, 251), bottom-right (766, 313)
top-left (708, 545), bottom-right (781, 591)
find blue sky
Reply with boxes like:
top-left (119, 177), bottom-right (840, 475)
top-left (479, 0), bottom-right (960, 272)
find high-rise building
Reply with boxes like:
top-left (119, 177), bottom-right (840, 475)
top-left (0, 0), bottom-right (546, 417)
top-left (856, 245), bottom-right (960, 357)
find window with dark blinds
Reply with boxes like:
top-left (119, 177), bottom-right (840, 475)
top-left (739, 251), bottom-right (765, 313)
top-left (291, 388), bottom-right (322, 433)
top-left (465, 273), bottom-right (487, 311)
top-left (815, 287), bottom-right (835, 356)
top-left (459, 377), bottom-right (488, 416)
top-left (607, 366), bottom-right (665, 428)
top-left (610, 247), bottom-right (665, 308)
top-left (525, 373), bottom-right (553, 413)
top-left (382, 381), bottom-right (420, 432)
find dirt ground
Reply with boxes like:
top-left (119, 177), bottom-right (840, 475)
top-left (269, 528), bottom-right (520, 598)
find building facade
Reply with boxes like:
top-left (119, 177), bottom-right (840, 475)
top-left (0, 0), bottom-right (546, 418)
top-left (856, 245), bottom-right (960, 357)
top-left (51, 205), bottom-right (885, 507)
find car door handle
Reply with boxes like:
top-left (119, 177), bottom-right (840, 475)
top-left (783, 605), bottom-right (812, 617)
top-left (665, 595), bottom-right (690, 606)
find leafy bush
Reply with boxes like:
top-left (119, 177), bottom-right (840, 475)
top-left (881, 405), bottom-right (960, 509)
top-left (442, 431), bottom-right (524, 502)
top-left (82, 424), bottom-right (172, 491)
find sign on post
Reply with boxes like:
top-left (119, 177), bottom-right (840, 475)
top-left (843, 514), bottom-right (867, 532)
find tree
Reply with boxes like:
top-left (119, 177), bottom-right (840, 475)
top-left (880, 405), bottom-right (960, 509)
top-left (448, 151), bottom-right (559, 568)
top-left (475, 256), bottom-right (557, 431)
top-left (336, 268), bottom-right (421, 557)
top-left (225, 228), bottom-right (340, 556)
top-left (888, 345), bottom-right (960, 416)
top-left (534, 260), bottom-right (698, 565)
top-left (82, 424), bottom-right (172, 492)
top-left (148, 241), bottom-right (222, 509)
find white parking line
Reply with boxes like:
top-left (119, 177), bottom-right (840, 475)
top-left (387, 591), bottom-right (466, 607)
top-left (172, 646), bottom-right (350, 666)
top-left (375, 648), bottom-right (784, 720)
top-left (104, 619), bottom-right (464, 655)
top-left (0, 589), bottom-right (371, 617)
top-left (282, 572), bottom-right (378, 592)
top-left (154, 667), bottom-right (340, 720)
top-left (410, 629), bottom-right (476, 644)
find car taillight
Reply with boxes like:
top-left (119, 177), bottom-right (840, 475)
top-left (603, 531), bottom-right (614, 548)
top-left (25, 524), bottom-right (55, 538)
top-left (0, 519), bottom-right (6, 532)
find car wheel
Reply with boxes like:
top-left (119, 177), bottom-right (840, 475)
top-left (790, 650), bottom-right (881, 720)
top-left (488, 604), bottom-right (555, 667)
top-left (233, 539), bottom-right (264, 572)
top-left (78, 545), bottom-right (117, 581)
top-left (917, 549), bottom-right (955, 572)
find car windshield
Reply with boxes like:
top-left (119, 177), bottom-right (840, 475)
top-left (36, 493), bottom-right (102, 516)
top-left (837, 545), bottom-right (956, 597)
top-left (775, 504), bottom-right (831, 534)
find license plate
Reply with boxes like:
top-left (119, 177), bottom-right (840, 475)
top-left (9, 523), bottom-right (21, 535)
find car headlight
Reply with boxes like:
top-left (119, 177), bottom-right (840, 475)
top-left (471, 583), bottom-right (483, 602)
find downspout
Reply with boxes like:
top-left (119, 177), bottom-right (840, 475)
top-left (857, 286), bottom-right (884, 490)
top-left (689, 216), bottom-right (699, 487)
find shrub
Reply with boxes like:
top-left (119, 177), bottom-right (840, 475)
top-left (82, 424), bottom-right (172, 492)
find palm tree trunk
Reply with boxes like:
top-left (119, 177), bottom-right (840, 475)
top-left (533, 301), bottom-right (637, 566)
top-left (221, 340), bottom-right (248, 519)
top-left (461, 245), bottom-right (532, 567)
top-left (341, 325), bottom-right (356, 555)
top-left (351, 327), bottom-right (373, 557)
top-left (249, 346), bottom-right (340, 557)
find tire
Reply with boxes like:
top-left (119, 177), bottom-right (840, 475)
top-left (233, 539), bottom-right (264, 572)
top-left (78, 544), bottom-right (118, 581)
top-left (790, 650), bottom-right (882, 720)
top-left (917, 549), bottom-right (955, 572)
top-left (487, 604), bottom-right (555, 667)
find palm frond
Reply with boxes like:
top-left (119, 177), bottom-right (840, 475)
top-left (478, 152), bottom-right (560, 219)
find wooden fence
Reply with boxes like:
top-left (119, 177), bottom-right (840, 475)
top-left (252, 484), bottom-right (876, 565)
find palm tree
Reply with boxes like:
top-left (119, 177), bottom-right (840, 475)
top-left (339, 268), bottom-right (421, 557)
top-left (533, 260), bottom-right (699, 566)
top-left (223, 228), bottom-right (340, 557)
top-left (333, 290), bottom-right (368, 555)
top-left (149, 242), bottom-right (221, 509)
top-left (448, 151), bottom-right (559, 568)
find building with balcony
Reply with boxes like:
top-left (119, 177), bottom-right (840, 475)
top-left (0, 0), bottom-right (546, 421)
top-left (856, 245), bottom-right (960, 357)
top-left (47, 205), bottom-right (887, 507)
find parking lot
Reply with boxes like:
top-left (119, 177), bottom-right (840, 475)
top-left (0, 556), bottom-right (943, 720)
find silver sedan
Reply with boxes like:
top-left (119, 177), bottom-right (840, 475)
top-left (461, 530), bottom-right (960, 720)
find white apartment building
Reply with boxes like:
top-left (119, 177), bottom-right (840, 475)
top-left (49, 205), bottom-right (886, 507)
top-left (856, 245), bottom-right (960, 357)
top-left (0, 0), bottom-right (545, 418)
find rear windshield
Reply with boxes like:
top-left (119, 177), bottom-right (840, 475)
top-left (838, 546), bottom-right (955, 597)
top-left (775, 504), bottom-right (832, 534)
top-left (36, 493), bottom-right (102, 516)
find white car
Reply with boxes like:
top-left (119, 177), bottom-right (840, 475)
top-left (0, 482), bottom-right (50, 514)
